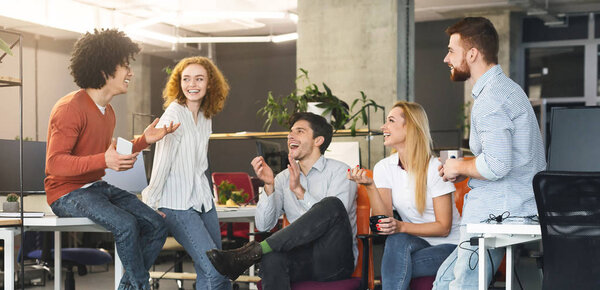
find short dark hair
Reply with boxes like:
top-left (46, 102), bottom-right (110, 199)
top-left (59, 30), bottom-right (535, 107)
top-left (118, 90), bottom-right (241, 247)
top-left (289, 112), bottom-right (333, 155)
top-left (446, 17), bottom-right (499, 65)
top-left (70, 29), bottom-right (140, 89)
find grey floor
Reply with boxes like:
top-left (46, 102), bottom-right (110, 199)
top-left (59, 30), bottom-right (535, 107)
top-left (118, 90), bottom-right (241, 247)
top-left (13, 242), bottom-right (541, 289)
top-left (13, 260), bottom-right (250, 290)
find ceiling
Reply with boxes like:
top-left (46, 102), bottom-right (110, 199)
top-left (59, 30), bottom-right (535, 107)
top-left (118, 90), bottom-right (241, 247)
top-left (1, 0), bottom-right (600, 50)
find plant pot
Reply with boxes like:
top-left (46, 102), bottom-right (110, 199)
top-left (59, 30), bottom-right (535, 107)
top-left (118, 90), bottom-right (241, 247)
top-left (3, 201), bottom-right (19, 212)
top-left (307, 102), bottom-right (332, 123)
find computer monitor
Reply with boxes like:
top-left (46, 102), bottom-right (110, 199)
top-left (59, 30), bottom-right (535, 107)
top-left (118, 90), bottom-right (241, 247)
top-left (547, 106), bottom-right (600, 171)
top-left (256, 140), bottom-right (289, 174)
top-left (0, 139), bottom-right (47, 193)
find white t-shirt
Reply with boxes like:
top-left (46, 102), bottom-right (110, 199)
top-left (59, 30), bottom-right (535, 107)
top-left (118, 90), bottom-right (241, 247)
top-left (373, 155), bottom-right (461, 246)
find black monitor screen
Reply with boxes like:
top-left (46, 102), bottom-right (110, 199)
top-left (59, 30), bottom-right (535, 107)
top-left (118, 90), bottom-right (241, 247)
top-left (547, 107), bottom-right (600, 171)
top-left (256, 140), bottom-right (289, 174)
top-left (0, 139), bottom-right (47, 193)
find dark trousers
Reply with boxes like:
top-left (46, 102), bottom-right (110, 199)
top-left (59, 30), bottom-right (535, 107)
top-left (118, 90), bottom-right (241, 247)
top-left (261, 196), bottom-right (354, 290)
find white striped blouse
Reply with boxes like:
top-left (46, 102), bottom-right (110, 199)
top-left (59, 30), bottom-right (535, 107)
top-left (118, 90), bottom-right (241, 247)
top-left (142, 102), bottom-right (214, 212)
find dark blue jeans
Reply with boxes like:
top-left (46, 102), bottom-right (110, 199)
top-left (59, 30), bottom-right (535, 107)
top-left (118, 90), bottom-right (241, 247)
top-left (261, 196), bottom-right (354, 290)
top-left (382, 233), bottom-right (456, 290)
top-left (50, 181), bottom-right (167, 290)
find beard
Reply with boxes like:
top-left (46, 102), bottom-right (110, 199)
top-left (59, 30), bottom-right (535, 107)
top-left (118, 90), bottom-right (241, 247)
top-left (450, 61), bottom-right (471, 82)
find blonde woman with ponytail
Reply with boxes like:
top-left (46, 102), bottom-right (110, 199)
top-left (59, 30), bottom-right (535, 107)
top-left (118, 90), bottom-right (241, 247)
top-left (348, 101), bottom-right (460, 290)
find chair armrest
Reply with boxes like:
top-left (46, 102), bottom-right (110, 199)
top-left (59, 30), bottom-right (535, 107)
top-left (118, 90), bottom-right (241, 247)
top-left (247, 231), bottom-right (273, 239)
top-left (357, 234), bottom-right (379, 240)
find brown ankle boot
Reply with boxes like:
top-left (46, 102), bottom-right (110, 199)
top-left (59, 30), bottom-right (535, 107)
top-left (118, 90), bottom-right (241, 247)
top-left (206, 241), bottom-right (263, 280)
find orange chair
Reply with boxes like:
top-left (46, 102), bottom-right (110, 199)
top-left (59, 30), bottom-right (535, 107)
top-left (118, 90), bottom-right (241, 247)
top-left (212, 172), bottom-right (256, 240)
top-left (260, 169), bottom-right (376, 290)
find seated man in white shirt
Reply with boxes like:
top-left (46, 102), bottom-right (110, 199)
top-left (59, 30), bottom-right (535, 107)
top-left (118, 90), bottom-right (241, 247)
top-left (207, 112), bottom-right (358, 290)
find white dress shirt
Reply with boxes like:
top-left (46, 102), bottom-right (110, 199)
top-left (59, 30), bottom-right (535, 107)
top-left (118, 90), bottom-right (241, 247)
top-left (142, 102), bottom-right (213, 212)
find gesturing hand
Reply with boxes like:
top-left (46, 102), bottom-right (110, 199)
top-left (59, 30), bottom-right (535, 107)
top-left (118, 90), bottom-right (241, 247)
top-left (347, 165), bottom-right (374, 186)
top-left (251, 156), bottom-right (275, 195)
top-left (105, 138), bottom-right (139, 171)
top-left (287, 154), bottom-right (305, 200)
top-left (143, 118), bottom-right (181, 144)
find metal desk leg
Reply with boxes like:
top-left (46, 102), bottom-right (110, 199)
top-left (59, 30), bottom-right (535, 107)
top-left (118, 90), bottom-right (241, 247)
top-left (0, 229), bottom-right (16, 290)
top-left (249, 221), bottom-right (257, 290)
top-left (114, 243), bottom-right (123, 290)
top-left (506, 245), bottom-right (513, 290)
top-left (55, 231), bottom-right (61, 290)
top-left (478, 237), bottom-right (486, 290)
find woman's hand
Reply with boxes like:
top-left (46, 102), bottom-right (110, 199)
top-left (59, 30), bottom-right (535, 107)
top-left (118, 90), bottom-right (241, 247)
top-left (143, 118), bottom-right (181, 144)
top-left (156, 210), bottom-right (166, 218)
top-left (347, 166), bottom-right (374, 186)
top-left (376, 216), bottom-right (403, 235)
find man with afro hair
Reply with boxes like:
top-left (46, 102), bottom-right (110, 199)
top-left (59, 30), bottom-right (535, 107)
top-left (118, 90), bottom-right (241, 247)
top-left (45, 29), bottom-right (179, 290)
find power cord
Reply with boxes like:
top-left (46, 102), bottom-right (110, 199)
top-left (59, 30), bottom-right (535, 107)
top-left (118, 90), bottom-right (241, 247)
top-left (460, 238), bottom-right (497, 288)
top-left (480, 211), bottom-right (539, 224)
top-left (514, 264), bottom-right (524, 290)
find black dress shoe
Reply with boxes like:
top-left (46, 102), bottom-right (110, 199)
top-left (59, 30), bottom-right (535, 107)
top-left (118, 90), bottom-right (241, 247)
top-left (206, 241), bottom-right (263, 280)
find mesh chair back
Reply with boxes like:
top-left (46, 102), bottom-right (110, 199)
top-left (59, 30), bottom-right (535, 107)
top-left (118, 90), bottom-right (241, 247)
top-left (533, 171), bottom-right (600, 290)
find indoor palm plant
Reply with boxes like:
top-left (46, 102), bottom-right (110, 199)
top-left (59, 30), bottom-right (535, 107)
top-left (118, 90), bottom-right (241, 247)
top-left (258, 68), bottom-right (383, 136)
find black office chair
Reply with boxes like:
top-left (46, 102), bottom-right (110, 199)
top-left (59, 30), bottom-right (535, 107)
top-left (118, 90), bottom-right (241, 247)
top-left (533, 171), bottom-right (600, 290)
top-left (18, 231), bottom-right (113, 290)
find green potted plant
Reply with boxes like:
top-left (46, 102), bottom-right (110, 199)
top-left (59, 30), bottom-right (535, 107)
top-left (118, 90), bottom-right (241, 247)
top-left (3, 193), bottom-right (19, 212)
top-left (216, 181), bottom-right (248, 206)
top-left (0, 36), bottom-right (13, 56)
top-left (258, 68), bottom-right (383, 136)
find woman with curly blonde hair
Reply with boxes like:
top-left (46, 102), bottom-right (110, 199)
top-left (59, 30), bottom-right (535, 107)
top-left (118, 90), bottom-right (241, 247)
top-left (143, 56), bottom-right (231, 289)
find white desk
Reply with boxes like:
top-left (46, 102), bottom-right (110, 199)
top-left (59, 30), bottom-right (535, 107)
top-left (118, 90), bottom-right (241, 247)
top-left (466, 223), bottom-right (541, 290)
top-left (216, 206), bottom-right (257, 289)
top-left (0, 206), bottom-right (256, 290)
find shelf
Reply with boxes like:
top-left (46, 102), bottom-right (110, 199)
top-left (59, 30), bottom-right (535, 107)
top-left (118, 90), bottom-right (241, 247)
top-left (0, 76), bottom-right (21, 87)
top-left (209, 128), bottom-right (382, 140)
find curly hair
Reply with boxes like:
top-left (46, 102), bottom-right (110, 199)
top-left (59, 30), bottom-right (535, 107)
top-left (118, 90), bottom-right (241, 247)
top-left (70, 29), bottom-right (140, 89)
top-left (163, 56), bottom-right (230, 119)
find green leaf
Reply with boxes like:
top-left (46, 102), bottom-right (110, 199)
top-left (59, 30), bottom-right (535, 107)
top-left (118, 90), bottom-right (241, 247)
top-left (350, 99), bottom-right (360, 111)
top-left (323, 83), bottom-right (332, 96)
top-left (0, 38), bottom-right (13, 56)
top-left (361, 110), bottom-right (368, 125)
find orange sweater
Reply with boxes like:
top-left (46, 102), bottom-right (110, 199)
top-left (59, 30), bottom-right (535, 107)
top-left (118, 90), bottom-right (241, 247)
top-left (45, 89), bottom-right (148, 205)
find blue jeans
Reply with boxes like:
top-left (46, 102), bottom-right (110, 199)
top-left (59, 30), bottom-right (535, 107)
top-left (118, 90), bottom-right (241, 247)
top-left (50, 181), bottom-right (168, 290)
top-left (433, 226), bottom-right (504, 290)
top-left (159, 207), bottom-right (231, 290)
top-left (381, 233), bottom-right (456, 290)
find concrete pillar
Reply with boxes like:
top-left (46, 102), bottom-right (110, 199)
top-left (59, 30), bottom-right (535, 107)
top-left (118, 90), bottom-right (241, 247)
top-left (298, 0), bottom-right (413, 167)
